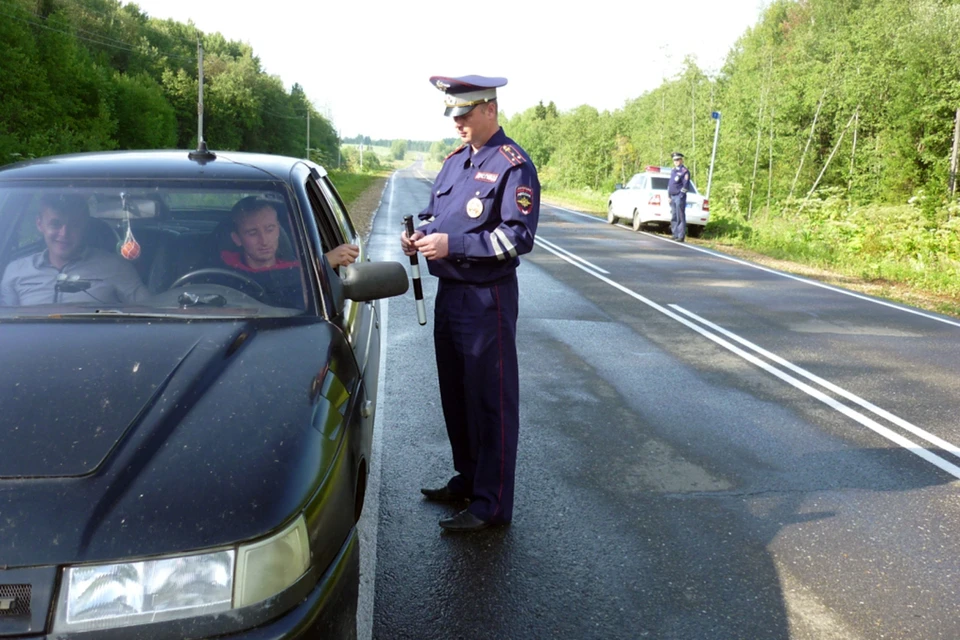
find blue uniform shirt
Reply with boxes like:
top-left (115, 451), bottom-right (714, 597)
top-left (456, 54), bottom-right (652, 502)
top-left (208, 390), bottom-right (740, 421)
top-left (668, 164), bottom-right (690, 196)
top-left (418, 127), bottom-right (540, 284)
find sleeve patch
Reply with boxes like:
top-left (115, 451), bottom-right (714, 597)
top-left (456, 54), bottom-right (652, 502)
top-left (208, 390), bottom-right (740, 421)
top-left (499, 145), bottom-right (526, 167)
top-left (516, 186), bottom-right (534, 215)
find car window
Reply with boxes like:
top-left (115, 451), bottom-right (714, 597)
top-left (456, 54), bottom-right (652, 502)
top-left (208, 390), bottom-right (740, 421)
top-left (305, 179), bottom-right (345, 255)
top-left (626, 175), bottom-right (643, 189)
top-left (649, 175), bottom-right (699, 194)
top-left (316, 177), bottom-right (358, 244)
top-left (0, 181), bottom-right (310, 318)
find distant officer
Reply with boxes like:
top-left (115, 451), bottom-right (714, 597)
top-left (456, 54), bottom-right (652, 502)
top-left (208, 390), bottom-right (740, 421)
top-left (668, 152), bottom-right (691, 242)
top-left (400, 75), bottom-right (540, 532)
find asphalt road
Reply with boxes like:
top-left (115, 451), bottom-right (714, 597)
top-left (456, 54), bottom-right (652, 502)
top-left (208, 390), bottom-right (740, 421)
top-left (357, 160), bottom-right (960, 640)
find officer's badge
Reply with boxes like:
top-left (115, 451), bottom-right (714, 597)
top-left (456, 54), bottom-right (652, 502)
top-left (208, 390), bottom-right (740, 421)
top-left (516, 186), bottom-right (533, 215)
top-left (475, 171), bottom-right (499, 183)
top-left (435, 80), bottom-right (450, 90)
top-left (466, 197), bottom-right (484, 218)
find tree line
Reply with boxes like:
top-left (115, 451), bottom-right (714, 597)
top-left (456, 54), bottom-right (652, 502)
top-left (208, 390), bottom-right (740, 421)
top-left (342, 135), bottom-right (454, 154)
top-left (0, 0), bottom-right (339, 166)
top-left (503, 0), bottom-right (960, 219)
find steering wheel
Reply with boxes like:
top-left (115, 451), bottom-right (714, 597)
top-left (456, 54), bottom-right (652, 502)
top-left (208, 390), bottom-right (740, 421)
top-left (169, 268), bottom-right (267, 299)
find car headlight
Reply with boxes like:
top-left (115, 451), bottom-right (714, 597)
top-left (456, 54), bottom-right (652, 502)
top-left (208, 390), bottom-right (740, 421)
top-left (53, 515), bottom-right (310, 633)
top-left (234, 514), bottom-right (310, 607)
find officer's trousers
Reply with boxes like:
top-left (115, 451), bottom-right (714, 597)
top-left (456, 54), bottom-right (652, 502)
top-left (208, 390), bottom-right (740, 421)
top-left (433, 274), bottom-right (519, 523)
top-left (670, 193), bottom-right (687, 240)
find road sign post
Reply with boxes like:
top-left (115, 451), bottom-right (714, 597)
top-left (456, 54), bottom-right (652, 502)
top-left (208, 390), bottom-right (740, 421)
top-left (706, 111), bottom-right (721, 200)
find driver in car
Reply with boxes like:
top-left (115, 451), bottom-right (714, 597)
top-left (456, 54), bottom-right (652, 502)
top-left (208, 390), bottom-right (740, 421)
top-left (220, 196), bottom-right (359, 308)
top-left (0, 195), bottom-right (149, 306)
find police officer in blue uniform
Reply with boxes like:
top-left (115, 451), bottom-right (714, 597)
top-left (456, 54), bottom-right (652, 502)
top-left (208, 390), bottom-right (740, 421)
top-left (668, 152), bottom-right (691, 242)
top-left (401, 75), bottom-right (540, 532)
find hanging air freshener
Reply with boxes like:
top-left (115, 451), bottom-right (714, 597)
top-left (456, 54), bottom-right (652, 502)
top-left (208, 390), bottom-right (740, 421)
top-left (118, 192), bottom-right (141, 260)
top-left (120, 226), bottom-right (141, 260)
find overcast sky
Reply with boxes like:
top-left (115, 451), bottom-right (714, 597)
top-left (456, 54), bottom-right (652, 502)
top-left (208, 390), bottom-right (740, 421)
top-left (130, 0), bottom-right (766, 142)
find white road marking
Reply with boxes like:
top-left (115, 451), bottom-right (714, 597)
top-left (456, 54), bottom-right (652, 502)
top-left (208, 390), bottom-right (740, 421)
top-left (671, 304), bottom-right (960, 463)
top-left (543, 201), bottom-right (608, 222)
top-left (536, 235), bottom-right (960, 481)
top-left (535, 236), bottom-right (609, 275)
top-left (545, 203), bottom-right (960, 329)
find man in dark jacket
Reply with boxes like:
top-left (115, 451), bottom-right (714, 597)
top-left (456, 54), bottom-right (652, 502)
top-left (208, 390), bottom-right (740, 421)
top-left (668, 151), bottom-right (691, 242)
top-left (401, 75), bottom-right (540, 532)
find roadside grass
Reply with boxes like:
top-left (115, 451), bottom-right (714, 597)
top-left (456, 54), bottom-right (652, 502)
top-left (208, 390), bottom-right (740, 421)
top-left (541, 186), bottom-right (607, 216)
top-left (702, 198), bottom-right (960, 317)
top-left (327, 170), bottom-right (381, 204)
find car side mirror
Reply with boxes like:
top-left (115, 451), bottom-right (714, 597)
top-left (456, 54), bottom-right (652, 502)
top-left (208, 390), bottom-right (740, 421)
top-left (324, 258), bottom-right (409, 317)
top-left (341, 261), bottom-right (409, 302)
top-left (614, 183), bottom-right (623, 191)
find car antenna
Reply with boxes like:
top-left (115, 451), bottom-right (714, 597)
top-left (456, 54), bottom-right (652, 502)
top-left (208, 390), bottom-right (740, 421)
top-left (188, 36), bottom-right (216, 164)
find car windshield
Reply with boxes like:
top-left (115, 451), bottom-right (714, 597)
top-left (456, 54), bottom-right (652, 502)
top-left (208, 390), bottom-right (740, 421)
top-left (650, 176), bottom-right (698, 194)
top-left (0, 180), bottom-right (311, 319)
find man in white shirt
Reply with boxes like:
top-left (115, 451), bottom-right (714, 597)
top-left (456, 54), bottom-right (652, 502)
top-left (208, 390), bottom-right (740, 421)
top-left (0, 195), bottom-right (148, 306)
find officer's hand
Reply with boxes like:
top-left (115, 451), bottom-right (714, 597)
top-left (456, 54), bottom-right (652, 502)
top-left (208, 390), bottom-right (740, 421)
top-left (401, 230), bottom-right (424, 256)
top-left (326, 243), bottom-right (360, 267)
top-left (414, 233), bottom-right (449, 260)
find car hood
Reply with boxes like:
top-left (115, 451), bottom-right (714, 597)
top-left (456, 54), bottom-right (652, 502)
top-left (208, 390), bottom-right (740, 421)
top-left (0, 317), bottom-right (359, 567)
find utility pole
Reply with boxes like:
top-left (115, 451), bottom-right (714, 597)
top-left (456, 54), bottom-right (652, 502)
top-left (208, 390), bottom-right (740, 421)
top-left (660, 92), bottom-right (665, 166)
top-left (305, 113), bottom-right (310, 160)
top-left (691, 76), bottom-right (697, 178)
top-left (950, 107), bottom-right (960, 197)
top-left (706, 111), bottom-right (721, 200)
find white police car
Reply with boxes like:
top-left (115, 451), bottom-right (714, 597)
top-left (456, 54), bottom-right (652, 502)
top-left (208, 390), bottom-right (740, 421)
top-left (606, 165), bottom-right (710, 237)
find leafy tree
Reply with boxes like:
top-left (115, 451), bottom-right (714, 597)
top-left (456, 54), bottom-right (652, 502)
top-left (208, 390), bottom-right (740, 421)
top-left (110, 72), bottom-right (177, 149)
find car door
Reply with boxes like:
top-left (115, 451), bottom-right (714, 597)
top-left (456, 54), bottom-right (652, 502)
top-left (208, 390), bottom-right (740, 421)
top-left (304, 173), bottom-right (380, 447)
top-left (610, 174), bottom-right (635, 217)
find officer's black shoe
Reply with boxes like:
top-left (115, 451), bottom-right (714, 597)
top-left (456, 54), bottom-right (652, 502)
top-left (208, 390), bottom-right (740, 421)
top-left (439, 509), bottom-right (490, 532)
top-left (420, 486), bottom-right (470, 503)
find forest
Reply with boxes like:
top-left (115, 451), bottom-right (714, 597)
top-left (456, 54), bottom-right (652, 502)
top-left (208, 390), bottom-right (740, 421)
top-left (503, 0), bottom-right (960, 302)
top-left (0, 0), bottom-right (341, 165)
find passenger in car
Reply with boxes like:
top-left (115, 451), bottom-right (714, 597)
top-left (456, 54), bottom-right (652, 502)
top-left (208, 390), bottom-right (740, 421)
top-left (221, 196), bottom-right (359, 307)
top-left (0, 195), bottom-right (149, 306)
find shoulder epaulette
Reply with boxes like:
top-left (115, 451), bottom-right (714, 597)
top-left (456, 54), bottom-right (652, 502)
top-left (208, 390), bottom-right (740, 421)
top-left (445, 145), bottom-right (466, 161)
top-left (499, 144), bottom-right (526, 167)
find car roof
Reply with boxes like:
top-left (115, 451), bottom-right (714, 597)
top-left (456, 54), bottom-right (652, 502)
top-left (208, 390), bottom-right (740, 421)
top-left (632, 166), bottom-right (672, 178)
top-left (0, 150), bottom-right (329, 183)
